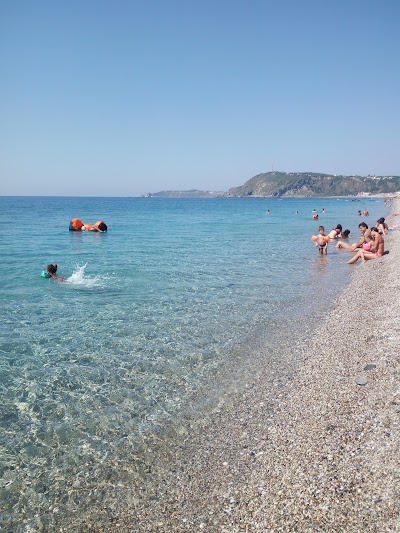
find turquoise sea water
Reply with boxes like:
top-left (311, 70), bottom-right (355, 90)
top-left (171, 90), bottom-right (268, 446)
top-left (0, 196), bottom-right (388, 529)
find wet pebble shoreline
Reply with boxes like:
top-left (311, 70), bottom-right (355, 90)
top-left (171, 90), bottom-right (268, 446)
top-left (121, 205), bottom-right (400, 532)
top-left (39, 204), bottom-right (400, 533)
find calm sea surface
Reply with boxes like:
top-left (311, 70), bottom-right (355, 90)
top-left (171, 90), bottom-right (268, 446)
top-left (0, 196), bottom-right (387, 529)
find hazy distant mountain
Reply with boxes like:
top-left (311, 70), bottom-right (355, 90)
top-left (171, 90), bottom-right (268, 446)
top-left (145, 172), bottom-right (400, 198)
top-left (143, 189), bottom-right (225, 198)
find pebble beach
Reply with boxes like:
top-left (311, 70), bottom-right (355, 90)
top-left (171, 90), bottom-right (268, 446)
top-left (112, 201), bottom-right (400, 533)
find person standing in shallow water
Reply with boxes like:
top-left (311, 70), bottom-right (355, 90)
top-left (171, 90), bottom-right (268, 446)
top-left (314, 226), bottom-right (329, 255)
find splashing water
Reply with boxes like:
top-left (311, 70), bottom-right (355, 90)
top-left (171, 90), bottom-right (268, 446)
top-left (65, 263), bottom-right (104, 288)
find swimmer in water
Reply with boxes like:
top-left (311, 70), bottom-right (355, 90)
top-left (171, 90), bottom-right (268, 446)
top-left (69, 219), bottom-right (107, 232)
top-left (41, 264), bottom-right (64, 281)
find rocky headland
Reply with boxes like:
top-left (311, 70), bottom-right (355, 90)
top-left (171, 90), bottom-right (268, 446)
top-left (145, 171), bottom-right (400, 198)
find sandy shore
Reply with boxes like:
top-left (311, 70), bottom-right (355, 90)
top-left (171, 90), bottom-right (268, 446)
top-left (94, 207), bottom-right (400, 532)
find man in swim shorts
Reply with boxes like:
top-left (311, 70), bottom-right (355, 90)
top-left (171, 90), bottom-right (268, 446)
top-left (336, 222), bottom-right (370, 252)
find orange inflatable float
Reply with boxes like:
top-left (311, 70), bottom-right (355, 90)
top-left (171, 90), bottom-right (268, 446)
top-left (311, 235), bottom-right (330, 243)
top-left (69, 219), bottom-right (107, 232)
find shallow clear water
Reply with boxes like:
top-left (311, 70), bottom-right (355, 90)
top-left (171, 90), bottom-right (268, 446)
top-left (0, 196), bottom-right (387, 528)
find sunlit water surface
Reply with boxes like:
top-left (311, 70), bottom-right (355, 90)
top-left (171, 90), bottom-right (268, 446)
top-left (0, 196), bottom-right (387, 529)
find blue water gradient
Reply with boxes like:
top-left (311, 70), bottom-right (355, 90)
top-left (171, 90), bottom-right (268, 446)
top-left (0, 196), bottom-right (387, 528)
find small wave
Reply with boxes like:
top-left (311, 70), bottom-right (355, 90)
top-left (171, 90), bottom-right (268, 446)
top-left (65, 263), bottom-right (104, 288)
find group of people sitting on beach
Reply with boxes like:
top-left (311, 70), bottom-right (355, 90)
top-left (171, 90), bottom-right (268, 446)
top-left (313, 217), bottom-right (388, 264)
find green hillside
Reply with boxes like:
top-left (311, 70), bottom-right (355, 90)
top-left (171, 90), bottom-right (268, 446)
top-left (145, 172), bottom-right (400, 198)
top-left (227, 172), bottom-right (400, 197)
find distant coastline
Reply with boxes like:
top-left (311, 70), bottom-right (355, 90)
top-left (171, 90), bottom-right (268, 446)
top-left (144, 171), bottom-right (400, 198)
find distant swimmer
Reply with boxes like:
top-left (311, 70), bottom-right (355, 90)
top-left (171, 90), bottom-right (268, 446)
top-left (322, 208), bottom-right (325, 214)
top-left (363, 208), bottom-right (369, 216)
top-left (267, 209), bottom-right (271, 214)
top-left (312, 209), bottom-right (318, 220)
top-left (41, 263), bottom-right (64, 281)
top-left (69, 219), bottom-right (107, 232)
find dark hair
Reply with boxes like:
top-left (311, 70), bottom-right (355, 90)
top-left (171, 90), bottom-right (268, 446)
top-left (377, 217), bottom-right (385, 224)
top-left (46, 264), bottom-right (57, 274)
top-left (336, 224), bottom-right (342, 231)
top-left (98, 222), bottom-right (107, 231)
top-left (342, 229), bottom-right (350, 238)
top-left (358, 222), bottom-right (368, 229)
top-left (370, 226), bottom-right (382, 234)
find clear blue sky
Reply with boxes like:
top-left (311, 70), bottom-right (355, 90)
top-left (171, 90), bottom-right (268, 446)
top-left (1, 0), bottom-right (399, 196)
